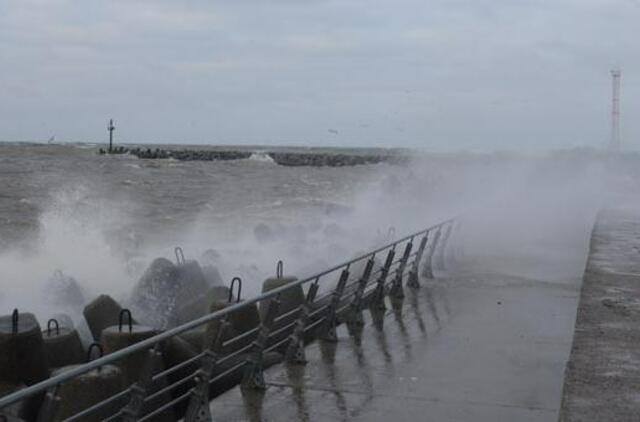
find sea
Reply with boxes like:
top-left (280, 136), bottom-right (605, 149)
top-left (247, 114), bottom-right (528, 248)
top-left (0, 142), bottom-right (637, 323)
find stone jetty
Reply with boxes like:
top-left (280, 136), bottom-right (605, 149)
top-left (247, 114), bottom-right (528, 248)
top-left (559, 209), bottom-right (640, 421)
top-left (99, 147), bottom-right (409, 167)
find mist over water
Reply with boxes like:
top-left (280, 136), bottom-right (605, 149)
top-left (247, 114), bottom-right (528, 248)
top-left (1, 144), bottom-right (637, 325)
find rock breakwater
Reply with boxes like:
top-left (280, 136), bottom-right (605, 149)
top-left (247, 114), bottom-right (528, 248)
top-left (99, 147), bottom-right (409, 167)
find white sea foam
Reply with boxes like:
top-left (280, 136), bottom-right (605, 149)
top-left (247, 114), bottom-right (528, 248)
top-left (248, 152), bottom-right (276, 163)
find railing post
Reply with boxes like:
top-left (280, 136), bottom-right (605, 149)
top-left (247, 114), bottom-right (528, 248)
top-left (435, 221), bottom-right (453, 271)
top-left (120, 344), bottom-right (163, 421)
top-left (389, 241), bottom-right (413, 300)
top-left (241, 295), bottom-right (281, 390)
top-left (346, 256), bottom-right (375, 333)
top-left (407, 234), bottom-right (428, 289)
top-left (422, 228), bottom-right (440, 279)
top-left (319, 268), bottom-right (350, 342)
top-left (285, 281), bottom-right (319, 364)
top-left (184, 317), bottom-right (230, 422)
top-left (36, 386), bottom-right (61, 422)
top-left (372, 248), bottom-right (396, 312)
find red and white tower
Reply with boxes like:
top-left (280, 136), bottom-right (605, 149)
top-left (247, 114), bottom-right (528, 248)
top-left (610, 69), bottom-right (621, 152)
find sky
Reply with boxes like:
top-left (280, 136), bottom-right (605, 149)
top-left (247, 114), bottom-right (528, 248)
top-left (0, 0), bottom-right (638, 150)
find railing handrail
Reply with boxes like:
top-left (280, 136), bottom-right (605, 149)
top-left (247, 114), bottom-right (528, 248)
top-left (0, 218), bottom-right (454, 409)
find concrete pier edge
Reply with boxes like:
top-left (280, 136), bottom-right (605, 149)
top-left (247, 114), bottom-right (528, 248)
top-left (559, 209), bottom-right (640, 421)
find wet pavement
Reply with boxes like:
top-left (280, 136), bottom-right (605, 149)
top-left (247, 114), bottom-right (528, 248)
top-left (211, 269), bottom-right (580, 421)
top-left (560, 210), bottom-right (640, 421)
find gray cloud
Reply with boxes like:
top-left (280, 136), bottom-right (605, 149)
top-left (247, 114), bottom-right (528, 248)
top-left (0, 0), bottom-right (638, 150)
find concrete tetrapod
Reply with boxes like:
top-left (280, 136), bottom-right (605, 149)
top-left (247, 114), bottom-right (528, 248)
top-left (99, 310), bottom-right (174, 421)
top-left (176, 285), bottom-right (230, 351)
top-left (130, 251), bottom-right (208, 329)
top-left (38, 363), bottom-right (125, 422)
top-left (0, 311), bottom-right (49, 386)
top-left (83, 294), bottom-right (129, 341)
top-left (204, 278), bottom-right (260, 354)
top-left (160, 336), bottom-right (200, 418)
top-left (41, 319), bottom-right (85, 369)
top-left (0, 382), bottom-right (40, 422)
top-left (259, 261), bottom-right (302, 351)
top-left (42, 270), bottom-right (85, 310)
top-left (0, 311), bottom-right (49, 422)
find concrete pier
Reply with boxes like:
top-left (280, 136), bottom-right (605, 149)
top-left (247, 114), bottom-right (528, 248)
top-left (6, 214), bottom-right (623, 421)
top-left (560, 209), bottom-right (640, 421)
top-left (211, 271), bottom-right (580, 421)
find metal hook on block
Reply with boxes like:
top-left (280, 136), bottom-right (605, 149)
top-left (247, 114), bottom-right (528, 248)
top-left (174, 246), bottom-right (185, 265)
top-left (229, 277), bottom-right (242, 303)
top-left (87, 342), bottom-right (104, 362)
top-left (47, 318), bottom-right (60, 336)
top-left (276, 260), bottom-right (284, 278)
top-left (119, 309), bottom-right (133, 333)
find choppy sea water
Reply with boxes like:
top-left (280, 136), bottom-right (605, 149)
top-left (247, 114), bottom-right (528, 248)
top-left (1, 143), bottom-right (639, 323)
top-left (0, 143), bottom-right (436, 313)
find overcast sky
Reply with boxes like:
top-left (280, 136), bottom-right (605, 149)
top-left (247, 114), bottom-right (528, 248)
top-left (0, 0), bottom-right (638, 150)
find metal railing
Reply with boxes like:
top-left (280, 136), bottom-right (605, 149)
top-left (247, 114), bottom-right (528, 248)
top-left (0, 218), bottom-right (456, 421)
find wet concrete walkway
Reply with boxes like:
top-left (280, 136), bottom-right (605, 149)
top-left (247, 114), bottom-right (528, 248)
top-left (211, 269), bottom-right (580, 421)
top-left (560, 210), bottom-right (640, 421)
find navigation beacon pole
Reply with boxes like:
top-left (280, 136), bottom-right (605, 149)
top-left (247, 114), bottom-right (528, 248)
top-left (108, 119), bottom-right (115, 153)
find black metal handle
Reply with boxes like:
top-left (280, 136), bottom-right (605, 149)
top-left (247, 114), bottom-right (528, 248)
top-left (87, 342), bottom-right (104, 362)
top-left (47, 318), bottom-right (60, 336)
top-left (11, 309), bottom-right (18, 335)
top-left (276, 260), bottom-right (283, 278)
top-left (174, 246), bottom-right (185, 265)
top-left (119, 309), bottom-right (133, 333)
top-left (229, 277), bottom-right (242, 303)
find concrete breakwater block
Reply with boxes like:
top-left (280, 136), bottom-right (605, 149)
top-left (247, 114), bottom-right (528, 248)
top-left (204, 297), bottom-right (260, 354)
top-left (38, 364), bottom-right (125, 422)
top-left (172, 284), bottom-right (229, 327)
top-left (178, 328), bottom-right (206, 351)
top-left (260, 265), bottom-right (302, 350)
top-left (202, 264), bottom-right (223, 287)
top-left (160, 336), bottom-right (199, 418)
top-left (43, 270), bottom-right (85, 310)
top-left (100, 324), bottom-right (160, 385)
top-left (0, 311), bottom-right (49, 386)
top-left (100, 322), bottom-right (174, 421)
top-left (83, 294), bottom-right (129, 341)
top-left (180, 281), bottom-right (261, 354)
top-left (0, 414), bottom-right (25, 422)
top-left (0, 382), bottom-right (40, 422)
top-left (260, 276), bottom-right (303, 320)
top-left (42, 320), bottom-right (85, 369)
top-left (200, 249), bottom-right (224, 286)
top-left (176, 285), bottom-right (230, 350)
top-left (50, 313), bottom-right (74, 329)
top-left (130, 257), bottom-right (208, 328)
